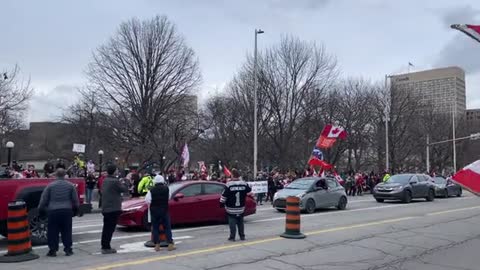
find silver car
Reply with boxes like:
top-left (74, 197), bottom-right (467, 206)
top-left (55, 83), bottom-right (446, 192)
top-left (273, 177), bottom-right (348, 214)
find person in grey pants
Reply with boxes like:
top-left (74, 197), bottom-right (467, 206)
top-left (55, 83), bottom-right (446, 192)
top-left (38, 168), bottom-right (79, 257)
top-left (100, 163), bottom-right (128, 254)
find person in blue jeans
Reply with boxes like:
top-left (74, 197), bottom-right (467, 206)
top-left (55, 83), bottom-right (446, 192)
top-left (145, 175), bottom-right (176, 251)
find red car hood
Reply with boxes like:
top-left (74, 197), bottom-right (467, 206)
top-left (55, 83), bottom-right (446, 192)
top-left (122, 197), bottom-right (146, 209)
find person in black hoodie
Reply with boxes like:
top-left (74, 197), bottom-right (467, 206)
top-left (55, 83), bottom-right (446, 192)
top-left (145, 175), bottom-right (176, 252)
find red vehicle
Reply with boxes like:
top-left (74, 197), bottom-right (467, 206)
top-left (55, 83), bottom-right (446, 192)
top-left (0, 178), bottom-right (87, 245)
top-left (119, 181), bottom-right (256, 229)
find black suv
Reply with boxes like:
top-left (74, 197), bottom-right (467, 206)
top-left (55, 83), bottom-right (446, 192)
top-left (373, 174), bottom-right (436, 203)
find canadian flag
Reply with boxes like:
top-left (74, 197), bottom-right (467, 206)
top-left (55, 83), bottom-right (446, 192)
top-left (451, 24), bottom-right (480, 43)
top-left (322, 124), bottom-right (347, 139)
top-left (315, 124), bottom-right (347, 148)
top-left (452, 160), bottom-right (480, 196)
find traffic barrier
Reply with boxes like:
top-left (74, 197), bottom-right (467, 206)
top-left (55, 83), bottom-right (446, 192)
top-left (144, 224), bottom-right (168, 248)
top-left (280, 196), bottom-right (306, 239)
top-left (0, 201), bottom-right (39, 263)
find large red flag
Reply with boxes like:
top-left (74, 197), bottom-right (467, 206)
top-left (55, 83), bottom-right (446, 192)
top-left (452, 160), bottom-right (480, 196)
top-left (451, 24), bottom-right (480, 43)
top-left (316, 124), bottom-right (347, 149)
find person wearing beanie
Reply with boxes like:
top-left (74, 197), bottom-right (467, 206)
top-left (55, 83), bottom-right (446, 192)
top-left (100, 164), bottom-right (129, 254)
top-left (145, 175), bottom-right (176, 252)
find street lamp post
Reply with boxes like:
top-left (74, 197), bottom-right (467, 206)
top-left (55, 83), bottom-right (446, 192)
top-left (98, 150), bottom-right (104, 175)
top-left (5, 141), bottom-right (14, 167)
top-left (253, 28), bottom-right (264, 179)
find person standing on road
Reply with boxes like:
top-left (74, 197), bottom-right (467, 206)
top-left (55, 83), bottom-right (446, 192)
top-left (38, 168), bottom-right (79, 257)
top-left (145, 175), bottom-right (176, 252)
top-left (100, 163), bottom-right (129, 254)
top-left (220, 169), bottom-right (252, 241)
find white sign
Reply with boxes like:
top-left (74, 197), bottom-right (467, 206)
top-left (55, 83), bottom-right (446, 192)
top-left (72, 143), bottom-right (86, 153)
top-left (248, 181), bottom-right (268, 194)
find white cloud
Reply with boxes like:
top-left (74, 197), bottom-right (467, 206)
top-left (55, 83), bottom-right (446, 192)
top-left (28, 85), bottom-right (79, 122)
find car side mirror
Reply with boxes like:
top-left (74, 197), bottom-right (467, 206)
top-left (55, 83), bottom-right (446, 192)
top-left (174, 193), bottom-right (184, 201)
top-left (410, 181), bottom-right (417, 185)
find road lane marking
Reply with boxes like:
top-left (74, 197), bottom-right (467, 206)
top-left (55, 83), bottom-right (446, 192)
top-left (73, 224), bottom-right (104, 229)
top-left (427, 205), bottom-right (480, 216)
top-left (73, 230), bottom-right (102, 235)
top-left (90, 216), bottom-right (416, 270)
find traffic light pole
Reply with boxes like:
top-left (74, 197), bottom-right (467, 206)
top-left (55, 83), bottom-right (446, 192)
top-left (426, 133), bottom-right (480, 172)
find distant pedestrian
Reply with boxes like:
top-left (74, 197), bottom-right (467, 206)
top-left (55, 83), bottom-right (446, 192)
top-left (38, 168), bottom-right (79, 257)
top-left (220, 169), bottom-right (252, 241)
top-left (145, 175), bottom-right (176, 252)
top-left (100, 164), bottom-right (129, 254)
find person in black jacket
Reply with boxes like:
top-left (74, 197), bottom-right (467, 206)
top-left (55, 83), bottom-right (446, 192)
top-left (220, 169), bottom-right (252, 241)
top-left (145, 175), bottom-right (176, 252)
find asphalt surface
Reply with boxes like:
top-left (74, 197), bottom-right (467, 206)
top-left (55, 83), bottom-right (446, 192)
top-left (2, 193), bottom-right (480, 270)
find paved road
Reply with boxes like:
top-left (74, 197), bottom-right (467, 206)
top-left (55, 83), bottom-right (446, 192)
top-left (2, 194), bottom-right (480, 270)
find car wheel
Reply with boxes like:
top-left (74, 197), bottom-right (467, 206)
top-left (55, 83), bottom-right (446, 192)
top-left (337, 196), bottom-right (347, 210)
top-left (28, 208), bottom-right (48, 246)
top-left (142, 212), bottom-right (151, 231)
top-left (444, 189), bottom-right (449, 198)
top-left (457, 188), bottom-right (462, 197)
top-left (426, 189), bottom-right (435, 202)
top-left (375, 198), bottom-right (384, 203)
top-left (276, 209), bottom-right (285, 213)
top-left (402, 191), bottom-right (412, 204)
top-left (305, 199), bottom-right (316, 214)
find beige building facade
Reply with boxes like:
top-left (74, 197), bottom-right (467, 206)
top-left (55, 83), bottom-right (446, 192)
top-left (390, 66), bottom-right (466, 116)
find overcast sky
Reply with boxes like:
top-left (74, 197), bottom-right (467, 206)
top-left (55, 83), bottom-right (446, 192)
top-left (1, 0), bottom-right (480, 122)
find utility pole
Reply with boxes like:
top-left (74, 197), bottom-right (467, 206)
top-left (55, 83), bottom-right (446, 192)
top-left (253, 28), bottom-right (264, 178)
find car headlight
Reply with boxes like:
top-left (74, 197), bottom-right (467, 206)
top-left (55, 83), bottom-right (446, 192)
top-left (123, 205), bottom-right (143, 212)
top-left (392, 186), bottom-right (403, 191)
top-left (296, 192), bottom-right (306, 198)
top-left (273, 193), bottom-right (279, 200)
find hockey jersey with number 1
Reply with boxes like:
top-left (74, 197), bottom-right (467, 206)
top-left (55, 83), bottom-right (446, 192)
top-left (220, 179), bottom-right (252, 215)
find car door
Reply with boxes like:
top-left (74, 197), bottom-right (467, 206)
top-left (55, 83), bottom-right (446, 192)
top-left (415, 175), bottom-right (428, 198)
top-left (202, 183), bottom-right (227, 222)
top-left (312, 179), bottom-right (329, 208)
top-left (325, 178), bottom-right (341, 207)
top-left (409, 175), bottom-right (421, 197)
top-left (170, 183), bottom-right (203, 224)
top-left (446, 178), bottom-right (458, 196)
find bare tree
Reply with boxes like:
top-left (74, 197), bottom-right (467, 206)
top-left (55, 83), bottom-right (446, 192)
top-left (0, 65), bottom-right (32, 133)
top-left (86, 15), bottom-right (201, 164)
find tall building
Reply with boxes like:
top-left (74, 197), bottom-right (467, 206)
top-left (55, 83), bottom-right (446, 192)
top-left (390, 66), bottom-right (466, 116)
top-left (467, 109), bottom-right (480, 128)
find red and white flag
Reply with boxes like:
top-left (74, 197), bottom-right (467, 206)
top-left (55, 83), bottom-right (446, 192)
top-left (315, 124), bottom-right (347, 149)
top-left (452, 160), bottom-right (480, 196)
top-left (451, 24), bottom-right (480, 43)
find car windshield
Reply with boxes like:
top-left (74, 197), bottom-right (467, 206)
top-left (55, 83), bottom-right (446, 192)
top-left (285, 178), bottom-right (315, 190)
top-left (168, 183), bottom-right (184, 198)
top-left (433, 177), bottom-right (446, 184)
top-left (386, 174), bottom-right (412, 184)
